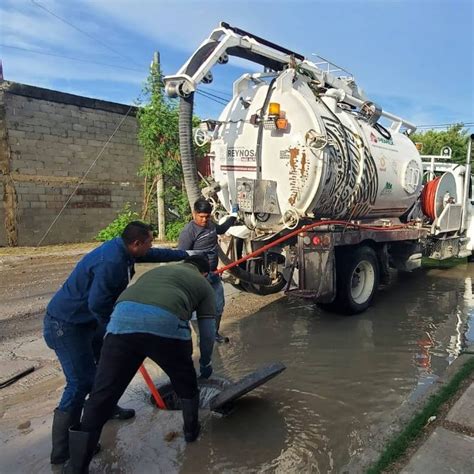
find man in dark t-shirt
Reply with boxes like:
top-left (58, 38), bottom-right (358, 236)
top-left (64, 256), bottom-right (216, 472)
top-left (178, 198), bottom-right (238, 343)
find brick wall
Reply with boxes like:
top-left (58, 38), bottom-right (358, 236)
top-left (0, 81), bottom-right (143, 246)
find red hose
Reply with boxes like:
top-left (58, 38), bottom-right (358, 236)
top-left (139, 365), bottom-right (166, 409)
top-left (215, 219), bottom-right (413, 275)
top-left (421, 177), bottom-right (440, 221)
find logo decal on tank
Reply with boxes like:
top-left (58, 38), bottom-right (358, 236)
top-left (380, 182), bottom-right (393, 195)
top-left (227, 147), bottom-right (256, 161)
top-left (370, 132), bottom-right (394, 146)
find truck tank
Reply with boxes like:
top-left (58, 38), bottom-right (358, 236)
top-left (211, 69), bottom-right (423, 231)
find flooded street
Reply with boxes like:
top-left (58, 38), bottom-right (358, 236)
top-left (181, 264), bottom-right (474, 472)
top-left (1, 259), bottom-right (474, 473)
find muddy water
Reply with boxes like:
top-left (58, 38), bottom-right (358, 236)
top-left (180, 265), bottom-right (474, 473)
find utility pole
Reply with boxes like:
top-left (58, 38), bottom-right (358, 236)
top-left (153, 51), bottom-right (166, 241)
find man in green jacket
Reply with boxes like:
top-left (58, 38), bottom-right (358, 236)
top-left (64, 255), bottom-right (216, 473)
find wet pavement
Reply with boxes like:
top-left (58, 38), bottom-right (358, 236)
top-left (1, 257), bottom-right (474, 472)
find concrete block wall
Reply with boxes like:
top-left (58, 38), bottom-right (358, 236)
top-left (0, 81), bottom-right (143, 246)
top-left (0, 182), bottom-right (5, 245)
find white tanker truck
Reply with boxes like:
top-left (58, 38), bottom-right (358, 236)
top-left (164, 22), bottom-right (474, 314)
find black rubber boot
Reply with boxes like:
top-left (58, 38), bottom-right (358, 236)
top-left (181, 393), bottom-right (201, 442)
top-left (109, 405), bottom-right (135, 420)
top-left (62, 426), bottom-right (101, 474)
top-left (215, 314), bottom-right (229, 343)
top-left (51, 408), bottom-right (80, 464)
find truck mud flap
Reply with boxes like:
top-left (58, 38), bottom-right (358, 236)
top-left (294, 231), bottom-right (336, 303)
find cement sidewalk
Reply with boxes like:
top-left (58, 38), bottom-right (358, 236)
top-left (401, 346), bottom-right (474, 474)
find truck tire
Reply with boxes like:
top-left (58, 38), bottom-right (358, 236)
top-left (333, 246), bottom-right (379, 314)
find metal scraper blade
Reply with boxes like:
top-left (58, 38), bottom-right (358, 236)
top-left (209, 362), bottom-right (286, 413)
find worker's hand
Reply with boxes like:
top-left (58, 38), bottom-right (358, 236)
top-left (230, 203), bottom-right (239, 218)
top-left (199, 363), bottom-right (213, 379)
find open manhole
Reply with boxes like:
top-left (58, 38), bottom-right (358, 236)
top-left (150, 362), bottom-right (286, 415)
top-left (151, 375), bottom-right (231, 411)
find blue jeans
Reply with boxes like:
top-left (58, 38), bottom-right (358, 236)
top-left (43, 314), bottom-right (97, 413)
top-left (208, 273), bottom-right (225, 317)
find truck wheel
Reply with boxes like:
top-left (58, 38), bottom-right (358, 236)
top-left (334, 246), bottom-right (379, 314)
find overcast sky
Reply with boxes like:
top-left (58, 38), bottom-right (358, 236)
top-left (1, 0), bottom-right (473, 130)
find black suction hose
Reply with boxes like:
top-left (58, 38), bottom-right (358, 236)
top-left (178, 63), bottom-right (273, 287)
top-left (217, 246), bottom-right (272, 285)
top-left (179, 93), bottom-right (202, 207)
top-left (179, 39), bottom-right (222, 208)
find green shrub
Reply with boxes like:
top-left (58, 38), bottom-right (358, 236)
top-left (165, 220), bottom-right (187, 242)
top-left (95, 204), bottom-right (140, 242)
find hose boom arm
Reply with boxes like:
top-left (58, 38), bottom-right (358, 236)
top-left (164, 22), bottom-right (365, 101)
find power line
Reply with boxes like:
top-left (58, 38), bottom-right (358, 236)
top-left (195, 89), bottom-right (228, 106)
top-left (196, 91), bottom-right (228, 106)
top-left (204, 87), bottom-right (233, 98)
top-left (416, 122), bottom-right (474, 128)
top-left (30, 0), bottom-right (142, 69)
top-left (0, 44), bottom-right (145, 73)
top-left (197, 88), bottom-right (230, 103)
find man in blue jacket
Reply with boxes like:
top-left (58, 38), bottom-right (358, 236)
top-left (43, 221), bottom-right (188, 465)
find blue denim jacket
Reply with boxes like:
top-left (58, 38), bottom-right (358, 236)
top-left (46, 237), bottom-right (187, 325)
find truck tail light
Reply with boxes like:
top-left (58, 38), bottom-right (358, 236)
top-left (276, 118), bottom-right (288, 130)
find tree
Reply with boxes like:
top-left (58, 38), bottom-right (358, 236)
top-left (410, 124), bottom-right (470, 164)
top-left (137, 53), bottom-right (178, 239)
top-left (137, 54), bottom-right (206, 240)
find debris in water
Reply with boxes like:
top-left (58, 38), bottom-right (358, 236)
top-left (425, 415), bottom-right (437, 426)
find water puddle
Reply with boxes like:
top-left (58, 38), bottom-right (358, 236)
top-left (178, 265), bottom-right (474, 472)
